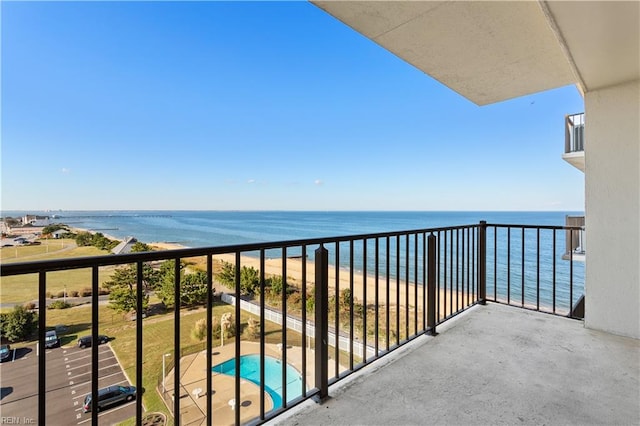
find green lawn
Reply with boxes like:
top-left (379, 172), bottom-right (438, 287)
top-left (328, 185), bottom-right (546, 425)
top-left (0, 239), bottom-right (116, 304)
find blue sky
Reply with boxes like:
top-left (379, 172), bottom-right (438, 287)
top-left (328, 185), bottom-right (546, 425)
top-left (1, 1), bottom-right (585, 211)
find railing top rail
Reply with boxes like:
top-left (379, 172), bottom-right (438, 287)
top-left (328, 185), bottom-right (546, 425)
top-left (1, 223), bottom-right (479, 276)
top-left (485, 223), bottom-right (584, 231)
top-left (1, 222), bottom-right (583, 276)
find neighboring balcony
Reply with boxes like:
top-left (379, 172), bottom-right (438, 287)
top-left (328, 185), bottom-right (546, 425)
top-left (563, 215), bottom-right (585, 262)
top-left (1, 221), bottom-right (637, 426)
top-left (563, 112), bottom-right (585, 172)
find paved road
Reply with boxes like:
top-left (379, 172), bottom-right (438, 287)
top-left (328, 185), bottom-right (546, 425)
top-left (0, 295), bottom-right (110, 309)
top-left (0, 342), bottom-right (136, 425)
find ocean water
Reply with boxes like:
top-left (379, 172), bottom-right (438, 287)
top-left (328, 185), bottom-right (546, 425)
top-left (2, 210), bottom-right (581, 247)
top-left (3, 210), bottom-right (584, 310)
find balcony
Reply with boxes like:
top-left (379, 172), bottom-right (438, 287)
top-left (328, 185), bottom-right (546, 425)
top-left (1, 221), bottom-right (637, 426)
top-left (563, 215), bottom-right (585, 262)
top-left (563, 112), bottom-right (585, 172)
top-left (280, 302), bottom-right (640, 425)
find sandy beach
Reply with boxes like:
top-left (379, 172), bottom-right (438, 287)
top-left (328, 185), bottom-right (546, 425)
top-left (150, 242), bottom-right (469, 319)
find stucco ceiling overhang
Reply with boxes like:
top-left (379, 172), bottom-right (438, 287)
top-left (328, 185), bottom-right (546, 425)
top-left (312, 1), bottom-right (639, 106)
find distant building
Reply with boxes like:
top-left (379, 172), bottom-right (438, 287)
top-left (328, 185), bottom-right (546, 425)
top-left (111, 237), bottom-right (138, 255)
top-left (51, 229), bottom-right (68, 239)
top-left (22, 215), bottom-right (50, 227)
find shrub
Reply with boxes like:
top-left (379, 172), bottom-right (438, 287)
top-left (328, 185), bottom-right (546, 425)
top-left (191, 318), bottom-right (207, 341)
top-left (79, 288), bottom-right (92, 297)
top-left (340, 288), bottom-right (352, 311)
top-left (23, 302), bottom-right (36, 310)
top-left (69, 290), bottom-right (79, 297)
top-left (99, 288), bottom-right (110, 295)
top-left (245, 317), bottom-right (260, 339)
top-left (287, 291), bottom-right (302, 310)
top-left (48, 300), bottom-right (71, 310)
top-left (305, 288), bottom-right (315, 313)
top-left (55, 291), bottom-right (65, 298)
top-left (45, 292), bottom-right (52, 299)
top-left (268, 275), bottom-right (283, 295)
top-left (211, 316), bottom-right (220, 339)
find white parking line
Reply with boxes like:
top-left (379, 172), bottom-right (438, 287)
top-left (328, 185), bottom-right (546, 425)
top-left (68, 363), bottom-right (120, 380)
top-left (70, 371), bottom-right (128, 389)
top-left (75, 399), bottom-right (136, 424)
top-left (67, 361), bottom-right (98, 372)
top-left (65, 350), bottom-right (115, 364)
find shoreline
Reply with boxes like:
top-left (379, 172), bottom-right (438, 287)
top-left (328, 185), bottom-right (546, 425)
top-left (149, 241), bottom-right (460, 313)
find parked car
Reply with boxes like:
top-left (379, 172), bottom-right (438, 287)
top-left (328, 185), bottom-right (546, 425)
top-left (0, 344), bottom-right (11, 362)
top-left (77, 335), bottom-right (109, 349)
top-left (83, 385), bottom-right (136, 413)
top-left (44, 330), bottom-right (59, 348)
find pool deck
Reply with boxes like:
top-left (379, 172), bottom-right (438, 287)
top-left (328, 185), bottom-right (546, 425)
top-left (163, 341), bottom-right (320, 425)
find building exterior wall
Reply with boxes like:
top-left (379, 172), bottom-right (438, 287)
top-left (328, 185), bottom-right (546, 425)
top-left (584, 79), bottom-right (640, 339)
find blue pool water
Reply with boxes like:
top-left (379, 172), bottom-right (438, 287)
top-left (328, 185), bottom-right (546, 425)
top-left (212, 354), bottom-right (303, 409)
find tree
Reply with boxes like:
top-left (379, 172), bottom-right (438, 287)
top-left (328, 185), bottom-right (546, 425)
top-left (217, 261), bottom-right (235, 288)
top-left (75, 231), bottom-right (94, 247)
top-left (131, 242), bottom-right (152, 253)
top-left (104, 264), bottom-right (157, 313)
top-left (216, 261), bottom-right (260, 296)
top-left (157, 261), bottom-right (211, 308)
top-left (0, 306), bottom-right (38, 342)
top-left (181, 271), bottom-right (209, 306)
top-left (239, 266), bottom-right (259, 296)
top-left (42, 224), bottom-right (68, 235)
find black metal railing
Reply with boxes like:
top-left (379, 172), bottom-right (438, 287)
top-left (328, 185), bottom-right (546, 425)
top-left (0, 221), bottom-right (584, 425)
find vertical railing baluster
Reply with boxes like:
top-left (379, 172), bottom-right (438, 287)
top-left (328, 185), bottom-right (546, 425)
top-left (349, 241), bottom-right (354, 370)
top-left (414, 234), bottom-right (418, 336)
top-left (334, 243), bottom-right (340, 377)
top-left (423, 232), bottom-right (427, 328)
top-left (471, 226), bottom-right (476, 303)
top-left (362, 239), bottom-right (367, 362)
top-left (174, 257), bottom-right (181, 424)
top-left (493, 227), bottom-right (497, 300)
top-left (374, 237), bottom-right (379, 356)
top-left (395, 235), bottom-right (400, 346)
top-left (136, 262), bottom-right (144, 423)
top-left (301, 245), bottom-right (307, 396)
top-left (507, 227), bottom-right (511, 305)
top-left (206, 255), bottom-right (213, 426)
top-left (259, 250), bottom-right (266, 419)
top-left (405, 234), bottom-right (409, 340)
top-left (315, 245), bottom-right (329, 401)
top-left (38, 272), bottom-right (46, 426)
top-left (456, 228), bottom-right (460, 312)
top-left (385, 237), bottom-right (390, 351)
top-left (536, 229), bottom-right (540, 311)
top-left (282, 248), bottom-right (288, 407)
top-left (234, 252), bottom-right (241, 425)
top-left (91, 266), bottom-right (99, 425)
top-left (449, 229), bottom-right (453, 315)
top-left (522, 228), bottom-right (525, 308)
top-left (569, 230), bottom-right (574, 317)
top-left (461, 227), bottom-right (465, 308)
top-left (427, 233), bottom-right (437, 336)
top-left (553, 230), bottom-right (557, 314)
top-left (479, 221), bottom-right (487, 305)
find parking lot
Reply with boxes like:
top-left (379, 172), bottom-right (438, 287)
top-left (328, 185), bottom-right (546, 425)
top-left (0, 341), bottom-right (136, 425)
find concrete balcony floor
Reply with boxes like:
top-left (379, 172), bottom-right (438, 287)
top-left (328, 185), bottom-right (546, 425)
top-left (275, 303), bottom-right (640, 425)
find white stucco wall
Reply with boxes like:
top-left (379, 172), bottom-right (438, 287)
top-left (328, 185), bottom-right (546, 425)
top-left (584, 79), bottom-right (640, 339)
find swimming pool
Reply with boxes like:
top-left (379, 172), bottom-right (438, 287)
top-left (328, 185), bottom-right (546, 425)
top-left (212, 354), bottom-right (303, 409)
